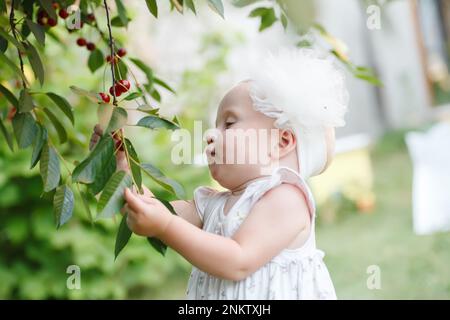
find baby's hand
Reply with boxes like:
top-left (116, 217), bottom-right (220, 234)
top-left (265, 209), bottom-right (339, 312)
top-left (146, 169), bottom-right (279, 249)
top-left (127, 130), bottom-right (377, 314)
top-left (122, 186), bottom-right (174, 237)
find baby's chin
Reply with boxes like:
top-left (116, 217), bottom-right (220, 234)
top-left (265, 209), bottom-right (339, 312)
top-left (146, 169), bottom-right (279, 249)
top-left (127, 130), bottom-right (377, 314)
top-left (208, 163), bottom-right (260, 190)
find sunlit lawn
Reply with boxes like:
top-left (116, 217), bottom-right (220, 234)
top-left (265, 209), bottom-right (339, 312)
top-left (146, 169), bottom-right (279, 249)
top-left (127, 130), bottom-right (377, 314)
top-left (318, 130), bottom-right (450, 299)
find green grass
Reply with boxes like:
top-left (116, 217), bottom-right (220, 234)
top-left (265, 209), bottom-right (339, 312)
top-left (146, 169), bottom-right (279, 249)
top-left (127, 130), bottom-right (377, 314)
top-left (317, 130), bottom-right (450, 299)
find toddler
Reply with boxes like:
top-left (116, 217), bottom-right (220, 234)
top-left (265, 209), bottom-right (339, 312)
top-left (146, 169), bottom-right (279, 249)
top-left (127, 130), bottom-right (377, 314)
top-left (118, 48), bottom-right (349, 299)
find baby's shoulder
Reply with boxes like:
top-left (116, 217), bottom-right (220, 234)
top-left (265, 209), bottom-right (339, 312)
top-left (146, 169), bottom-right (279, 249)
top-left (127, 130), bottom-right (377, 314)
top-left (256, 182), bottom-right (309, 213)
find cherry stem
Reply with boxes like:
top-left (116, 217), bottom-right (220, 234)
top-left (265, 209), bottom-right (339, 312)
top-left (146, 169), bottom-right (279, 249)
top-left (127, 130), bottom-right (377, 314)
top-left (103, 0), bottom-right (117, 105)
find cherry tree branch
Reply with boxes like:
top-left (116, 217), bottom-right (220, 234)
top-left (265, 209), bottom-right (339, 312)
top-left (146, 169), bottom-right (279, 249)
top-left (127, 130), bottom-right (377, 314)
top-left (103, 0), bottom-right (117, 105)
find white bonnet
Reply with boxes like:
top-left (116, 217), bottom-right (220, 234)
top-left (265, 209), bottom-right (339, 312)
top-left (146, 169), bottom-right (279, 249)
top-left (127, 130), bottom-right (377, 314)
top-left (245, 48), bottom-right (349, 179)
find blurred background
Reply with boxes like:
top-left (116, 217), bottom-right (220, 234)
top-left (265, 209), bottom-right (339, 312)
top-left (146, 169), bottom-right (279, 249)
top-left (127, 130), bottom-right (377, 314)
top-left (1, 0), bottom-right (450, 299)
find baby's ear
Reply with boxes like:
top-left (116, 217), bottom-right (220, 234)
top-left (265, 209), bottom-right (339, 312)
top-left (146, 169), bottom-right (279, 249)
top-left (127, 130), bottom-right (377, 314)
top-left (278, 129), bottom-right (297, 157)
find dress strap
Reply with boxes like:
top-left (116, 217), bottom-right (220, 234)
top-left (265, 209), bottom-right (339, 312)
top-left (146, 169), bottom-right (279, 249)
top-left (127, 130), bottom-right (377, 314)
top-left (249, 166), bottom-right (317, 221)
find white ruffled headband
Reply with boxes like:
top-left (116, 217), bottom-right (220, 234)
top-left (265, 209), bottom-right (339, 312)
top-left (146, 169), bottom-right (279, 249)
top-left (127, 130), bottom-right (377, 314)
top-left (245, 48), bottom-right (349, 179)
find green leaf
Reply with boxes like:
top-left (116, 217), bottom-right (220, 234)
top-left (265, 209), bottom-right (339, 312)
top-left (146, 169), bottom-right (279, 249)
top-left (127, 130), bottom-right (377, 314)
top-left (136, 115), bottom-right (179, 131)
top-left (88, 49), bottom-right (104, 73)
top-left (0, 0), bottom-right (6, 14)
top-left (70, 85), bottom-right (101, 103)
top-left (185, 0), bottom-right (196, 14)
top-left (72, 135), bottom-right (115, 184)
top-left (0, 116), bottom-right (14, 151)
top-left (30, 123), bottom-right (48, 169)
top-left (154, 77), bottom-right (175, 94)
top-left (0, 27), bottom-right (26, 52)
top-left (123, 91), bottom-right (143, 101)
top-left (80, 188), bottom-right (94, 223)
top-left (40, 144), bottom-right (60, 192)
top-left (207, 0), bottom-right (224, 18)
top-left (38, 0), bottom-right (57, 20)
top-left (97, 171), bottom-right (132, 219)
top-left (46, 92), bottom-right (75, 125)
top-left (149, 87), bottom-right (161, 102)
top-left (24, 41), bottom-right (45, 86)
top-left (124, 138), bottom-right (142, 191)
top-left (12, 112), bottom-right (37, 149)
top-left (249, 7), bottom-right (277, 32)
top-left (114, 214), bottom-right (132, 260)
top-left (297, 39), bottom-right (312, 48)
top-left (53, 185), bottom-right (74, 228)
top-left (137, 105), bottom-right (159, 115)
top-left (43, 107), bottom-right (67, 144)
top-left (0, 34), bottom-right (7, 53)
top-left (26, 19), bottom-right (45, 46)
top-left (158, 197), bottom-right (177, 215)
top-left (0, 51), bottom-right (29, 87)
top-left (0, 84), bottom-right (19, 109)
top-left (87, 150), bottom-right (116, 195)
top-left (105, 107), bottom-right (128, 133)
top-left (141, 163), bottom-right (185, 199)
top-left (355, 72), bottom-right (383, 86)
top-left (147, 237), bottom-right (167, 256)
top-left (111, 16), bottom-right (127, 27)
top-left (115, 0), bottom-right (129, 27)
top-left (21, 20), bottom-right (31, 39)
top-left (145, 0), bottom-right (158, 18)
top-left (281, 13), bottom-right (288, 30)
top-left (232, 0), bottom-right (263, 7)
top-left (18, 89), bottom-right (34, 113)
top-left (130, 58), bottom-right (154, 86)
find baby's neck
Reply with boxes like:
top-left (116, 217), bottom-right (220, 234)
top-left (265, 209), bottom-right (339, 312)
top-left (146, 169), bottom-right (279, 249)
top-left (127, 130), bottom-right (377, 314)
top-left (229, 175), bottom-right (270, 196)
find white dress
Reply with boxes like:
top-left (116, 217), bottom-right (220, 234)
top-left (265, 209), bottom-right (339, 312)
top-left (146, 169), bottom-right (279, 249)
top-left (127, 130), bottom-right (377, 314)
top-left (185, 166), bottom-right (337, 300)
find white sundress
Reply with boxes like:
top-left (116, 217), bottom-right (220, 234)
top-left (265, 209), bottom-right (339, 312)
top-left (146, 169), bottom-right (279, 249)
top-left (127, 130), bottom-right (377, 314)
top-left (185, 166), bottom-right (337, 300)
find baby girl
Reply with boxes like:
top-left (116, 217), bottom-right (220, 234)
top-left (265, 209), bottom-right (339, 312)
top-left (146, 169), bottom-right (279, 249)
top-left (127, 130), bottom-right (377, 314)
top-left (111, 48), bottom-right (348, 299)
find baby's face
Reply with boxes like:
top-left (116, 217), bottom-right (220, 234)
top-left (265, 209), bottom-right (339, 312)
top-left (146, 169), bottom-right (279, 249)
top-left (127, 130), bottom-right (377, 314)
top-left (206, 82), bottom-right (277, 190)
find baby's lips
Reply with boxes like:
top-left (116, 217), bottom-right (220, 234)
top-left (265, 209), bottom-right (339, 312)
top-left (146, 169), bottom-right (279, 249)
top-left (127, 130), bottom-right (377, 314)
top-left (205, 145), bottom-right (216, 161)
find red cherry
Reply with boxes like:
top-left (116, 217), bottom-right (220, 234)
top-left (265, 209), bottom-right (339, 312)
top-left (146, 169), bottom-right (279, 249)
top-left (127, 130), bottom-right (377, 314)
top-left (37, 9), bottom-right (48, 19)
top-left (117, 80), bottom-right (131, 93)
top-left (59, 9), bottom-right (69, 19)
top-left (99, 92), bottom-right (110, 103)
top-left (109, 86), bottom-right (122, 97)
top-left (52, 2), bottom-right (60, 10)
top-left (87, 13), bottom-right (96, 22)
top-left (117, 48), bottom-right (127, 57)
top-left (86, 42), bottom-right (96, 51)
top-left (106, 55), bottom-right (117, 64)
top-left (76, 37), bottom-right (87, 46)
top-left (47, 17), bottom-right (57, 27)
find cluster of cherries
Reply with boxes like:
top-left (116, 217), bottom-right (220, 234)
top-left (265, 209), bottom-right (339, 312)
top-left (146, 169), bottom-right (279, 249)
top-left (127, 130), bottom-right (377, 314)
top-left (98, 48), bottom-right (130, 103)
top-left (36, 3), bottom-right (67, 27)
top-left (98, 79), bottom-right (131, 104)
top-left (76, 37), bottom-right (96, 51)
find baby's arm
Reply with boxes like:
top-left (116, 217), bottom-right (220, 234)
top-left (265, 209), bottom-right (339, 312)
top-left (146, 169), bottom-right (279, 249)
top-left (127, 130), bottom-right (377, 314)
top-left (124, 183), bottom-right (310, 281)
top-left (170, 200), bottom-right (202, 228)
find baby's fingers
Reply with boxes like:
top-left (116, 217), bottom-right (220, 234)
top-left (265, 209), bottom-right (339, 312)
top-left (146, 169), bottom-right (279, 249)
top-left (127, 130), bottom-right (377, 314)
top-left (124, 188), bottom-right (149, 213)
